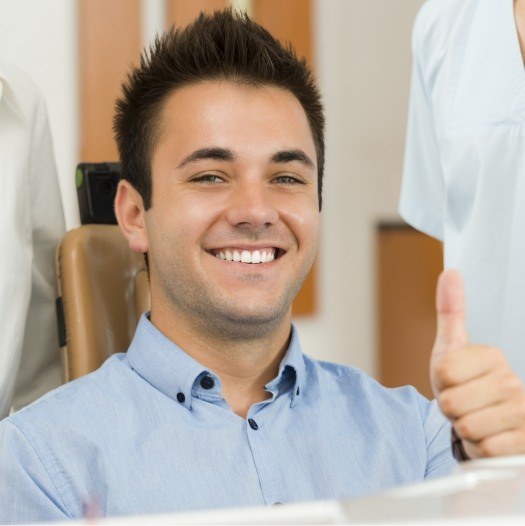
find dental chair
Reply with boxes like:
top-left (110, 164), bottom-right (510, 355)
top-left (55, 225), bottom-right (150, 382)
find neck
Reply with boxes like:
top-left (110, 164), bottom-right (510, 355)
top-left (515, 0), bottom-right (525, 61)
top-left (150, 303), bottom-right (293, 419)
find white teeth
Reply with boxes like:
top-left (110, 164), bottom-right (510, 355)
top-left (214, 249), bottom-right (277, 264)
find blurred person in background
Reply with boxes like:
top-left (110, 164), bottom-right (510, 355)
top-left (400, 0), bottom-right (525, 381)
top-left (0, 59), bottom-right (65, 419)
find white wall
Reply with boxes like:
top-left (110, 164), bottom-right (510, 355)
top-left (0, 0), bottom-right (424, 377)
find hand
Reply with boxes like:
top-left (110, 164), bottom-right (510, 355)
top-left (430, 269), bottom-right (525, 458)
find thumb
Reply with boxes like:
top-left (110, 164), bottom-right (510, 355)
top-left (433, 269), bottom-right (469, 354)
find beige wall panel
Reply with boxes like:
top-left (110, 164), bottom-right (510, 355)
top-left (253, 0), bottom-right (312, 65)
top-left (377, 225), bottom-right (443, 399)
top-left (166, 0), bottom-right (228, 28)
top-left (292, 258), bottom-right (316, 316)
top-left (79, 0), bottom-right (142, 161)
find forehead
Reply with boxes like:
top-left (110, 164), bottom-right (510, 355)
top-left (154, 80), bottom-right (316, 162)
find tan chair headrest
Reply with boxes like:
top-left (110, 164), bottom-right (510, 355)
top-left (56, 225), bottom-right (150, 382)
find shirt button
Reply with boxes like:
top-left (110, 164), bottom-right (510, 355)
top-left (248, 418), bottom-right (258, 430)
top-left (176, 392), bottom-right (185, 403)
top-left (200, 376), bottom-right (215, 389)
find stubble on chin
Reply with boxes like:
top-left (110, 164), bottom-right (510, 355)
top-left (157, 265), bottom-right (308, 343)
top-left (164, 278), bottom-right (293, 341)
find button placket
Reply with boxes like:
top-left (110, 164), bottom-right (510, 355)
top-left (244, 409), bottom-right (285, 506)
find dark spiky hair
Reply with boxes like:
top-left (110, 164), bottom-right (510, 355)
top-left (114, 8), bottom-right (325, 209)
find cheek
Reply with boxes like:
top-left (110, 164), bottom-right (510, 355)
top-left (147, 196), bottom-right (221, 253)
top-left (281, 198), bottom-right (320, 246)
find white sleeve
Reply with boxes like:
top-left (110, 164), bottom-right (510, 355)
top-left (399, 14), bottom-right (446, 242)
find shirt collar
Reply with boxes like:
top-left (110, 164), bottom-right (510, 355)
top-left (125, 314), bottom-right (306, 410)
top-left (264, 325), bottom-right (305, 407)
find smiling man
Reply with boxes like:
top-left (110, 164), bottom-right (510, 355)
top-left (1, 8), bottom-right (525, 524)
top-left (116, 79), bottom-right (320, 418)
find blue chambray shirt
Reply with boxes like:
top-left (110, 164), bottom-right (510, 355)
top-left (0, 315), bottom-right (456, 523)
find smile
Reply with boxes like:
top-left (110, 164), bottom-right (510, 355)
top-left (210, 248), bottom-right (280, 264)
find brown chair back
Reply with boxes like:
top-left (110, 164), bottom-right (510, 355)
top-left (56, 225), bottom-right (150, 382)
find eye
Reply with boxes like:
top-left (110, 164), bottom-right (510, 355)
top-left (273, 174), bottom-right (304, 185)
top-left (190, 174), bottom-right (225, 184)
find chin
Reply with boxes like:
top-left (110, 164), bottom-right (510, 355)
top-left (227, 304), bottom-right (287, 325)
top-left (204, 301), bottom-right (291, 338)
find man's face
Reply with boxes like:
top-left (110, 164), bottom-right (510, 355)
top-left (138, 81), bottom-right (319, 337)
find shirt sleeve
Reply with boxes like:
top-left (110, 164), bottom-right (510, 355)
top-left (0, 420), bottom-right (70, 523)
top-left (399, 10), bottom-right (446, 242)
top-left (424, 400), bottom-right (457, 478)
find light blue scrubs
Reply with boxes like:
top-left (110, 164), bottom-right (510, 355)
top-left (401, 0), bottom-right (525, 382)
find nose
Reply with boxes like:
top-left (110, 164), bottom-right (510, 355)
top-left (224, 180), bottom-right (279, 229)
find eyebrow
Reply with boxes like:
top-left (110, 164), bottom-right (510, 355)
top-left (176, 147), bottom-right (315, 170)
top-left (177, 147), bottom-right (235, 169)
top-left (270, 149), bottom-right (315, 169)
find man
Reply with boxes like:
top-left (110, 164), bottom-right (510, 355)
top-left (0, 9), bottom-right (524, 523)
top-left (0, 60), bottom-right (65, 419)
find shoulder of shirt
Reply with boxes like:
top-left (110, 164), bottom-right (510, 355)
top-left (412, 0), bottom-right (478, 59)
top-left (303, 354), bottom-right (362, 379)
top-left (4, 353), bottom-right (129, 428)
top-left (303, 354), bottom-right (428, 406)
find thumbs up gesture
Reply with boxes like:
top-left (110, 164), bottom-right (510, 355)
top-left (431, 269), bottom-right (525, 458)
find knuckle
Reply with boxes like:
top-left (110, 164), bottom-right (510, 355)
top-left (478, 345), bottom-right (505, 366)
top-left (455, 418), bottom-right (475, 442)
top-left (490, 347), bottom-right (508, 367)
top-left (434, 357), bottom-right (457, 386)
top-left (477, 439), bottom-right (498, 458)
top-left (504, 374), bottom-right (524, 396)
top-left (515, 400), bottom-right (525, 422)
top-left (495, 350), bottom-right (508, 366)
top-left (438, 391), bottom-right (457, 417)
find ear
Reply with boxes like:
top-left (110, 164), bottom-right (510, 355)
top-left (115, 180), bottom-right (149, 253)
